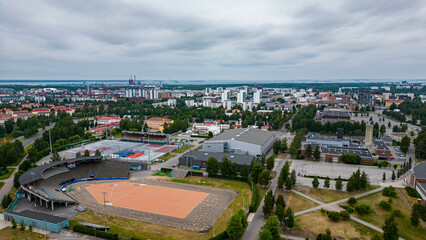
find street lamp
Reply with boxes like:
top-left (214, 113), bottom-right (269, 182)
top-left (102, 191), bottom-right (107, 231)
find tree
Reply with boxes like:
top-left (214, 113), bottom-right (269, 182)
top-left (263, 190), bottom-right (275, 216)
top-left (11, 218), bottom-right (17, 229)
top-left (266, 156), bottom-right (275, 171)
top-left (259, 229), bottom-right (273, 240)
top-left (1, 194), bottom-right (12, 209)
top-left (335, 176), bottom-right (343, 191)
top-left (391, 171), bottom-right (396, 181)
top-left (259, 169), bottom-right (271, 188)
top-left (324, 177), bottom-right (330, 188)
top-left (305, 144), bottom-right (312, 159)
top-left (284, 207), bottom-right (295, 228)
top-left (285, 176), bottom-right (293, 190)
top-left (20, 219), bottom-right (25, 231)
top-left (276, 194), bottom-right (285, 209)
top-left (277, 174), bottom-right (285, 190)
top-left (206, 157), bottom-right (219, 177)
top-left (382, 215), bottom-right (398, 240)
top-left (230, 162), bottom-right (238, 176)
top-left (316, 229), bottom-right (333, 240)
top-left (95, 149), bottom-right (101, 156)
top-left (226, 214), bottom-right (243, 240)
top-left (221, 156), bottom-right (231, 177)
top-left (263, 216), bottom-right (280, 240)
top-left (75, 152), bottom-right (82, 158)
top-left (360, 171), bottom-right (369, 189)
top-left (383, 172), bottom-right (386, 182)
top-left (84, 149), bottom-right (90, 157)
top-left (240, 164), bottom-right (248, 178)
top-left (250, 163), bottom-right (263, 184)
top-left (208, 131), bottom-right (213, 138)
top-left (50, 150), bottom-right (61, 162)
top-left (348, 197), bottom-right (357, 206)
top-left (291, 170), bottom-right (297, 185)
top-left (275, 203), bottom-right (285, 223)
top-left (273, 140), bottom-right (281, 155)
top-left (28, 224), bottom-right (32, 232)
top-left (314, 145), bottom-right (321, 161)
top-left (312, 176), bottom-right (319, 188)
top-left (388, 121), bottom-right (391, 128)
top-left (411, 204), bottom-right (421, 227)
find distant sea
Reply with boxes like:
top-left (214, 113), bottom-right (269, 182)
top-left (0, 79), bottom-right (424, 86)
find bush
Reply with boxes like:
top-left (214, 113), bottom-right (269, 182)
top-left (341, 206), bottom-right (354, 213)
top-left (379, 200), bottom-right (392, 210)
top-left (73, 224), bottom-right (119, 240)
top-left (383, 186), bottom-right (397, 197)
top-left (209, 231), bottom-right (228, 240)
top-left (355, 204), bottom-right (371, 215)
top-left (327, 211), bottom-right (340, 222)
top-left (341, 154), bottom-right (362, 164)
top-left (348, 197), bottom-right (357, 206)
top-left (405, 187), bottom-right (421, 198)
top-left (340, 210), bottom-right (350, 220)
top-left (392, 209), bottom-right (403, 218)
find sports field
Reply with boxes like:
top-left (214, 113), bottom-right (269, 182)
top-left (70, 180), bottom-right (237, 232)
top-left (86, 181), bottom-right (208, 218)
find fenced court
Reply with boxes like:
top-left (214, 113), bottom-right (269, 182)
top-left (69, 180), bottom-right (237, 232)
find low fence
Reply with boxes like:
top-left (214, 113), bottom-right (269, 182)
top-left (60, 177), bottom-right (129, 190)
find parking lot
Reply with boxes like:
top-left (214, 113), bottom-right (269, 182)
top-left (290, 160), bottom-right (395, 185)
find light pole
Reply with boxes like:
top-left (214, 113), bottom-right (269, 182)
top-left (48, 122), bottom-right (53, 154)
top-left (102, 191), bottom-right (107, 231)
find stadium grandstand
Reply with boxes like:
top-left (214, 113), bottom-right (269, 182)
top-left (18, 156), bottom-right (130, 210)
top-left (121, 131), bottom-right (169, 145)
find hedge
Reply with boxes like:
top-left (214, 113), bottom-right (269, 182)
top-left (209, 175), bottom-right (248, 182)
top-left (73, 224), bottom-right (119, 240)
top-left (209, 230), bottom-right (228, 240)
top-left (405, 187), bottom-right (421, 198)
top-left (248, 178), bottom-right (260, 212)
top-left (191, 135), bottom-right (210, 138)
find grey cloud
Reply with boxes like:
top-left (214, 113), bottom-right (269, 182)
top-left (0, 0), bottom-right (426, 80)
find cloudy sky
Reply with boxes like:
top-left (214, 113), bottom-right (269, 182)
top-left (1, 0), bottom-right (426, 81)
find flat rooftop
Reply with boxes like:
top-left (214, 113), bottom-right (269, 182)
top-left (322, 146), bottom-right (373, 158)
top-left (207, 128), bottom-right (274, 146)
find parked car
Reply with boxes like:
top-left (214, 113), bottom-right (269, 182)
top-left (400, 154), bottom-right (405, 157)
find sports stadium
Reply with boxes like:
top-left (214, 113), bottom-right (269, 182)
top-left (5, 132), bottom-right (236, 234)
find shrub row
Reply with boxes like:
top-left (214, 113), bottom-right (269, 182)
top-left (249, 180), bottom-right (260, 213)
top-left (73, 224), bottom-right (118, 240)
top-left (405, 187), bottom-right (421, 198)
top-left (209, 230), bottom-right (228, 240)
top-left (210, 175), bottom-right (248, 182)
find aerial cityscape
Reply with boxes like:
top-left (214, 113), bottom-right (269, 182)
top-left (0, 1), bottom-right (425, 240)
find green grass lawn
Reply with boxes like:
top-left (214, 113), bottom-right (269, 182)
top-left (71, 176), bottom-right (255, 240)
top-left (275, 190), bottom-right (318, 212)
top-left (354, 190), bottom-right (426, 240)
top-left (294, 185), bottom-right (379, 203)
top-left (0, 182), bottom-right (5, 189)
top-left (0, 226), bottom-right (48, 239)
top-left (295, 210), bottom-right (377, 239)
top-left (0, 168), bottom-right (15, 180)
top-left (174, 145), bottom-right (194, 154)
top-left (158, 153), bottom-right (177, 161)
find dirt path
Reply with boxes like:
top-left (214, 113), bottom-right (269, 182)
top-left (396, 188), bottom-right (426, 228)
top-left (0, 154), bottom-right (28, 201)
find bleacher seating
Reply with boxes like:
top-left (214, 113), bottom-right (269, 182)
top-left (32, 160), bottom-right (130, 204)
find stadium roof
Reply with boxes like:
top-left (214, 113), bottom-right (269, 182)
top-left (181, 151), bottom-right (253, 166)
top-left (413, 162), bottom-right (426, 179)
top-left (19, 156), bottom-right (102, 185)
top-left (207, 128), bottom-right (275, 146)
top-left (7, 210), bottom-right (68, 224)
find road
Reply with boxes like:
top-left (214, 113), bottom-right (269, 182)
top-left (242, 155), bottom-right (289, 240)
top-left (22, 124), bottom-right (55, 148)
top-left (0, 125), bottom-right (55, 202)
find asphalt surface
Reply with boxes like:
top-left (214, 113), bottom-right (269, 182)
top-left (242, 155), bottom-right (289, 240)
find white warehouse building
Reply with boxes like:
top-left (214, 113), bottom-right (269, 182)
top-left (202, 128), bottom-right (276, 156)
